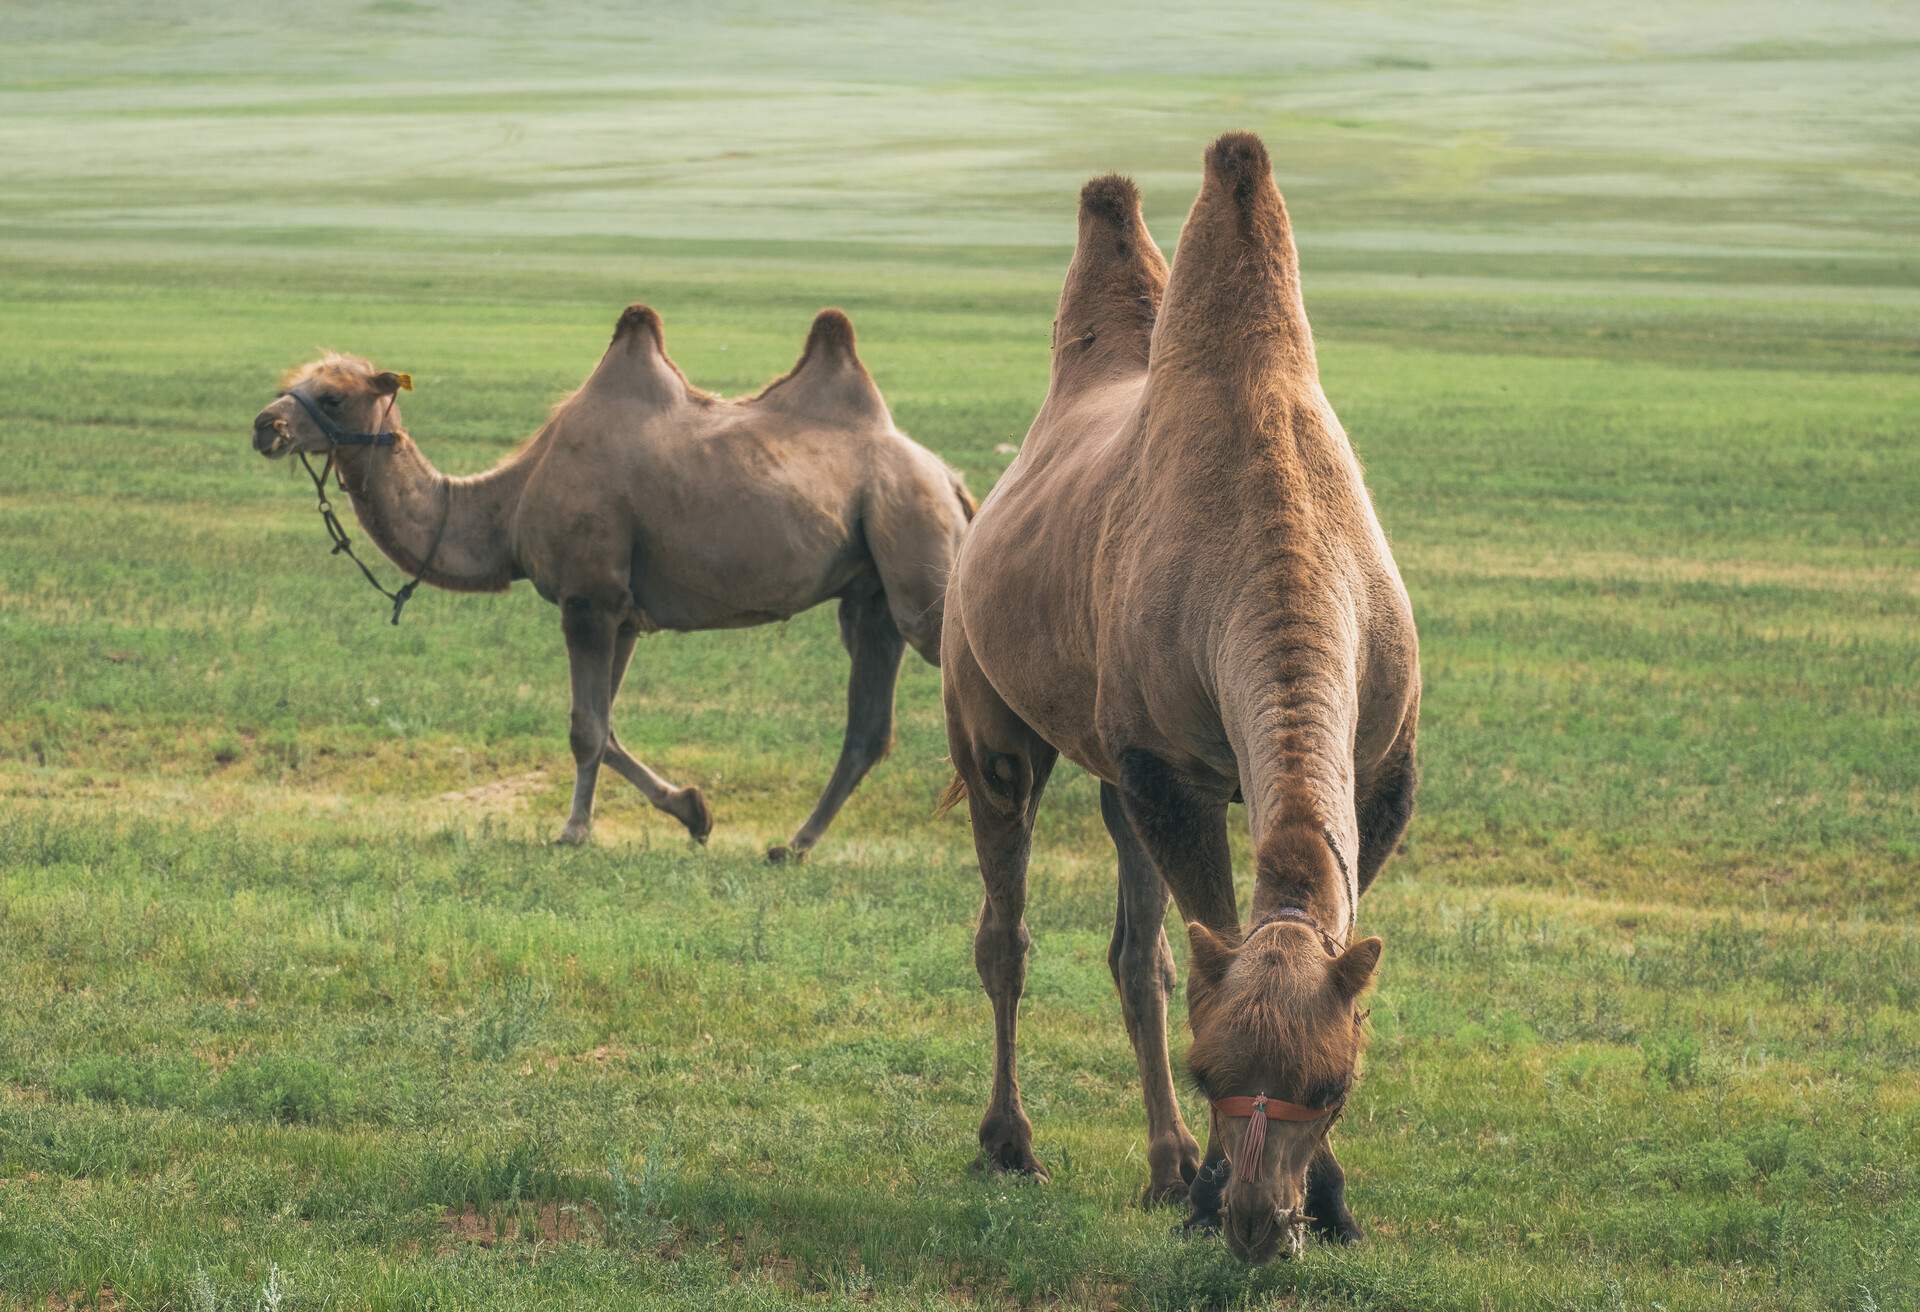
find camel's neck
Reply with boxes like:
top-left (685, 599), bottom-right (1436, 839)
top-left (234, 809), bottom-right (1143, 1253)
top-left (331, 431), bottom-right (524, 594)
top-left (1248, 823), bottom-right (1353, 946)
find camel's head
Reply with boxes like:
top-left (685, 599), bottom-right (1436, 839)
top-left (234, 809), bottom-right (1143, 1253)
top-left (253, 353), bottom-right (410, 459)
top-left (1185, 917), bottom-right (1380, 1263)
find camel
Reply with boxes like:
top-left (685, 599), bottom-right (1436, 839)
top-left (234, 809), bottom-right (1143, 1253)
top-left (252, 305), bottom-right (974, 859)
top-left (938, 134), bottom-right (1419, 1264)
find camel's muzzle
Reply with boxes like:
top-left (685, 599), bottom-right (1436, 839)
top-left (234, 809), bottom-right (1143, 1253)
top-left (253, 412), bottom-right (291, 457)
top-left (1224, 1202), bottom-right (1308, 1264)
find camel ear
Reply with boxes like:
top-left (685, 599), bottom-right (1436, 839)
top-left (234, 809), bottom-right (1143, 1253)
top-left (1328, 936), bottom-right (1383, 1001)
top-left (371, 371), bottom-right (412, 395)
top-left (1186, 922), bottom-right (1238, 991)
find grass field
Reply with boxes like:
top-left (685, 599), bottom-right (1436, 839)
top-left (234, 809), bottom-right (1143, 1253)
top-left (3, 3), bottom-right (1918, 1308)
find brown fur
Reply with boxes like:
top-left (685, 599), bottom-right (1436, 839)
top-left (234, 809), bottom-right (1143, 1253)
top-left (254, 307), bottom-right (974, 858)
top-left (940, 135), bottom-right (1419, 1261)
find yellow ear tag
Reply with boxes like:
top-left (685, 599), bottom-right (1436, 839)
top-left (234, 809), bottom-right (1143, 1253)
top-left (394, 373), bottom-right (413, 391)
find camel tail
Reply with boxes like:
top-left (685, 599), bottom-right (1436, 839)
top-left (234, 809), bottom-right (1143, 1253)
top-left (1151, 131), bottom-right (1315, 382)
top-left (949, 467), bottom-right (977, 524)
top-left (934, 772), bottom-right (969, 818)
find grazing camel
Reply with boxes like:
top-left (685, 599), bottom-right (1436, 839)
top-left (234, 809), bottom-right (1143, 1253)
top-left (939, 134), bottom-right (1419, 1263)
top-left (252, 305), bottom-right (974, 859)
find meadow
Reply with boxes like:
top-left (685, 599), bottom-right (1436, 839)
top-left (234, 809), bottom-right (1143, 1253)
top-left (1, 3), bottom-right (1917, 1308)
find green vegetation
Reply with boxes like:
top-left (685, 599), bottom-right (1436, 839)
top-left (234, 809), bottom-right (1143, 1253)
top-left (2, 3), bottom-right (1915, 1308)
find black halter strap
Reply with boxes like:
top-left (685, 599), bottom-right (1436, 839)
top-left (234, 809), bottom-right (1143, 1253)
top-left (282, 385), bottom-right (446, 625)
top-left (284, 386), bottom-right (396, 447)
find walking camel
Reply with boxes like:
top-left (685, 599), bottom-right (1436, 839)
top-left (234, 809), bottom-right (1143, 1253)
top-left (939, 134), bottom-right (1419, 1262)
top-left (252, 305), bottom-right (974, 859)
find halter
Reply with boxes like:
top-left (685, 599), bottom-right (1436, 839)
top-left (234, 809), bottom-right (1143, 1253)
top-left (279, 382), bottom-right (448, 626)
top-left (1213, 1091), bottom-right (1336, 1175)
top-left (284, 385), bottom-right (399, 448)
top-left (1267, 904), bottom-right (1344, 957)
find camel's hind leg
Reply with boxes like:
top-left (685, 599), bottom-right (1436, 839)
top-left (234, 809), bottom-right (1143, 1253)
top-left (945, 631), bottom-right (1057, 1179)
top-left (768, 583), bottom-right (906, 863)
top-left (1100, 782), bottom-right (1203, 1206)
top-left (603, 621), bottom-right (713, 843)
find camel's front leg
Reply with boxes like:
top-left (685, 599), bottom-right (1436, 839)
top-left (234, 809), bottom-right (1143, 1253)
top-left (602, 621), bottom-right (713, 843)
top-left (1099, 782), bottom-right (1202, 1206)
top-left (1110, 751), bottom-right (1239, 1234)
top-left (768, 586), bottom-right (905, 863)
top-left (1306, 1140), bottom-right (1364, 1245)
top-left (556, 596), bottom-right (617, 845)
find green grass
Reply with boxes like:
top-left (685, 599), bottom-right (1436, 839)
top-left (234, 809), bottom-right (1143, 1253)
top-left (2, 3), bottom-right (1917, 1309)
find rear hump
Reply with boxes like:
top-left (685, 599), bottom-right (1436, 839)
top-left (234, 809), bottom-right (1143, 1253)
top-left (752, 309), bottom-right (892, 426)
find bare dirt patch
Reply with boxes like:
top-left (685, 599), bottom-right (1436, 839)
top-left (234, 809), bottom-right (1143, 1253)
top-left (441, 1200), bottom-right (601, 1248)
top-left (437, 769), bottom-right (549, 811)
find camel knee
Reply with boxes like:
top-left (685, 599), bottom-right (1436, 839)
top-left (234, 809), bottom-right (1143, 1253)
top-left (975, 910), bottom-right (1030, 998)
top-left (974, 750), bottom-right (1036, 818)
top-left (568, 710), bottom-right (608, 765)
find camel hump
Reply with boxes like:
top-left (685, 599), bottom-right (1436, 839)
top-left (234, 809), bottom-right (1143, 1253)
top-left (806, 307), bottom-right (858, 357)
top-left (1151, 131), bottom-right (1316, 384)
top-left (751, 309), bottom-right (891, 425)
top-left (1079, 174), bottom-right (1141, 228)
top-left (1047, 173), bottom-right (1166, 388)
top-left (612, 302), bottom-right (664, 347)
top-left (579, 303), bottom-right (699, 408)
top-left (1203, 131), bottom-right (1274, 210)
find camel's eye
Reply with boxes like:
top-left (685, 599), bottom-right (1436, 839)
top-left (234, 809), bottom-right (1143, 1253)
top-left (1309, 1076), bottom-right (1352, 1109)
top-left (318, 391), bottom-right (343, 410)
top-left (1184, 1064), bottom-right (1215, 1100)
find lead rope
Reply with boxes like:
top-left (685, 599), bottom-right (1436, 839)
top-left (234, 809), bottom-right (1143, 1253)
top-left (296, 395), bottom-right (450, 625)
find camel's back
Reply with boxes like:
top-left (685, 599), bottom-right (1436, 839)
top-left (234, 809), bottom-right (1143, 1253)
top-left (623, 403), bottom-right (961, 631)
top-left (513, 304), bottom-right (969, 635)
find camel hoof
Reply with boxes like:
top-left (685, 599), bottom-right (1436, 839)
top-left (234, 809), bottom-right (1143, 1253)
top-left (1311, 1211), bottom-right (1364, 1246)
top-left (1140, 1139), bottom-right (1200, 1207)
top-left (1139, 1177), bottom-right (1191, 1208)
top-left (1178, 1207), bottom-right (1223, 1239)
top-left (766, 843), bottom-right (809, 865)
top-left (971, 1142), bottom-right (1049, 1182)
top-left (674, 787), bottom-right (714, 845)
top-left (553, 823), bottom-right (592, 846)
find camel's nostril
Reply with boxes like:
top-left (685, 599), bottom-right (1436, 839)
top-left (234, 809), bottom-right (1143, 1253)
top-left (1223, 1206), bottom-right (1293, 1265)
